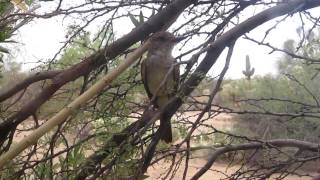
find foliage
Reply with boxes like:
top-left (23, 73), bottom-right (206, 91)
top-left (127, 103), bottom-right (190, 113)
top-left (0, 0), bottom-right (34, 78)
top-left (220, 29), bottom-right (320, 143)
top-left (1, 1), bottom-right (320, 179)
top-left (129, 11), bottom-right (144, 27)
top-left (0, 1), bottom-right (12, 77)
top-left (27, 29), bottom-right (148, 178)
top-left (128, 10), bottom-right (155, 28)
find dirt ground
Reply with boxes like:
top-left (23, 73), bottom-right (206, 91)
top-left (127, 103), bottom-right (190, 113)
top-left (146, 113), bottom-right (316, 180)
top-left (147, 159), bottom-right (242, 179)
top-left (13, 113), bottom-right (318, 179)
top-left (147, 159), bottom-right (312, 180)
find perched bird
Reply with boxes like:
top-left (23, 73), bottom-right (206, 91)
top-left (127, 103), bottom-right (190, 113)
top-left (141, 31), bottom-right (184, 143)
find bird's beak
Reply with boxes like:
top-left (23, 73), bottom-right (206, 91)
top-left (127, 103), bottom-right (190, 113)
top-left (172, 36), bottom-right (186, 43)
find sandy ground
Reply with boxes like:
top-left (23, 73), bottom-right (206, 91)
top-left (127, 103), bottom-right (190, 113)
top-left (146, 112), bottom-right (316, 180)
top-left (147, 159), bottom-right (312, 180)
top-left (147, 159), bottom-right (242, 179)
top-left (13, 113), bottom-right (318, 179)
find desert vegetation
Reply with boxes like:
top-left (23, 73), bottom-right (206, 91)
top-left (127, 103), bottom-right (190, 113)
top-left (1, 0), bottom-right (320, 179)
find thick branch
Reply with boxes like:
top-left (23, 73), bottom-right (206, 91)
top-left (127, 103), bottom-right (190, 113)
top-left (191, 139), bottom-right (320, 179)
top-left (0, 0), bottom-right (197, 146)
top-left (74, 0), bottom-right (320, 178)
top-left (161, 0), bottom-right (320, 137)
top-left (75, 109), bottom-right (159, 179)
top-left (0, 39), bottom-right (150, 169)
top-left (0, 70), bottom-right (62, 102)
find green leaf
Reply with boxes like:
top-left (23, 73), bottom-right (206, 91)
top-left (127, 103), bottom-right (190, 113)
top-left (128, 13), bottom-right (140, 27)
top-left (0, 54), bottom-right (3, 63)
top-left (151, 9), bottom-right (155, 16)
top-left (0, 46), bottom-right (9, 54)
top-left (139, 11), bottom-right (144, 23)
top-left (0, 2), bottom-right (10, 14)
top-left (25, 0), bottom-right (33, 5)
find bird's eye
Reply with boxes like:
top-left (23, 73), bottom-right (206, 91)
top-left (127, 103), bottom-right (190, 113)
top-left (157, 37), bottom-right (166, 41)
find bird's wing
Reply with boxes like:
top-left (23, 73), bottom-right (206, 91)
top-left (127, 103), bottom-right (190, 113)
top-left (141, 58), bottom-right (154, 100)
top-left (172, 60), bottom-right (180, 94)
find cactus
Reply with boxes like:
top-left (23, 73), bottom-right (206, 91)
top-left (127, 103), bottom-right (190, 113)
top-left (242, 55), bottom-right (255, 80)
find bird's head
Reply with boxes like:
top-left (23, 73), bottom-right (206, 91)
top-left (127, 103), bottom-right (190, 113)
top-left (149, 31), bottom-right (185, 53)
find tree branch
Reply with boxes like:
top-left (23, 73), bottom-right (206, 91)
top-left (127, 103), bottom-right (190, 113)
top-left (191, 139), bottom-right (320, 179)
top-left (73, 0), bottom-right (320, 178)
top-left (0, 70), bottom-right (62, 102)
top-left (0, 0), bottom-right (198, 148)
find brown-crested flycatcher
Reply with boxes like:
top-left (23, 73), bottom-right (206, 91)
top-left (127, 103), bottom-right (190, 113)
top-left (141, 31), bottom-right (184, 143)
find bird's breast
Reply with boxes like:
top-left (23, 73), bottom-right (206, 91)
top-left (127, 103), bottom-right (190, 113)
top-left (145, 55), bottom-right (175, 96)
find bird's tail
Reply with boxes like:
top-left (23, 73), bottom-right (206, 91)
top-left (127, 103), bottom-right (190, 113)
top-left (160, 117), bottom-right (172, 143)
top-left (157, 96), bottom-right (173, 143)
